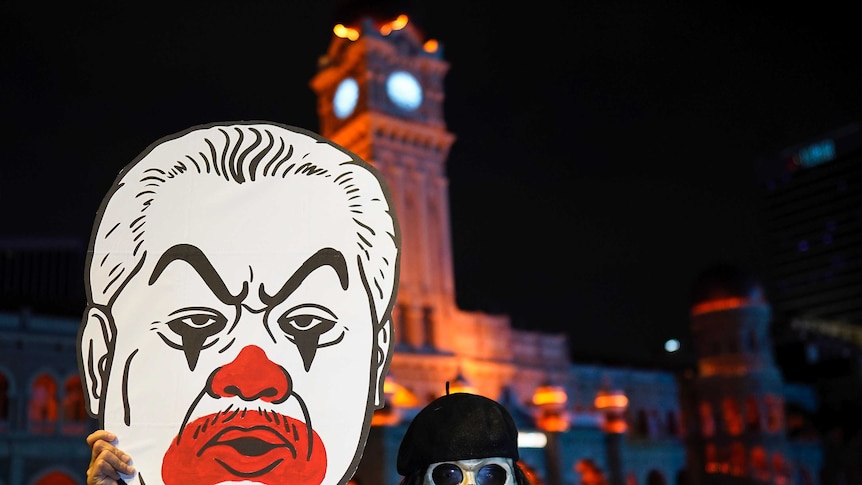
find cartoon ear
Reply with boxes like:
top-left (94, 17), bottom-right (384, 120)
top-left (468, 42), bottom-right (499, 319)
top-left (373, 318), bottom-right (394, 408)
top-left (79, 306), bottom-right (114, 417)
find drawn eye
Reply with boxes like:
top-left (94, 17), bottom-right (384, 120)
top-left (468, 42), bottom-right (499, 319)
top-left (161, 307), bottom-right (228, 371)
top-left (167, 309), bottom-right (227, 335)
top-left (274, 304), bottom-right (343, 371)
top-left (276, 307), bottom-right (336, 337)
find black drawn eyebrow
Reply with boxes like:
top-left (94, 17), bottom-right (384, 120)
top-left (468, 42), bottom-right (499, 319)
top-left (259, 247), bottom-right (348, 307)
top-left (149, 243), bottom-right (248, 304)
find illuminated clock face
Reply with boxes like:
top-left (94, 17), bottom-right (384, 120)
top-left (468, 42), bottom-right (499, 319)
top-left (386, 71), bottom-right (422, 111)
top-left (333, 77), bottom-right (359, 119)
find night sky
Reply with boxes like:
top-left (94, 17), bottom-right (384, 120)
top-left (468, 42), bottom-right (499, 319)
top-left (3, 1), bottom-right (861, 366)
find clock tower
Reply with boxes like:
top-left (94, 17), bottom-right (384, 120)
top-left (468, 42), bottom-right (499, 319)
top-left (311, 11), bottom-right (458, 350)
top-left (310, 7), bottom-right (539, 407)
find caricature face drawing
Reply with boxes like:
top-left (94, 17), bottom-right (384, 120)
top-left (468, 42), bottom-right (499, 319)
top-left (78, 123), bottom-right (400, 485)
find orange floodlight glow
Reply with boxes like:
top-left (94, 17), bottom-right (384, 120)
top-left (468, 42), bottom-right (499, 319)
top-left (594, 394), bottom-right (629, 409)
top-left (371, 409), bottom-right (398, 426)
top-left (423, 39), bottom-right (439, 53)
top-left (391, 14), bottom-right (409, 30)
top-left (383, 376), bottom-right (397, 394)
top-left (532, 386), bottom-right (568, 406)
top-left (536, 414), bottom-right (570, 432)
top-left (380, 14), bottom-right (408, 36)
top-left (690, 297), bottom-right (748, 316)
top-left (383, 376), bottom-right (420, 407)
top-left (392, 387), bottom-right (419, 407)
top-left (333, 24), bottom-right (360, 41)
top-left (604, 420), bottom-right (628, 434)
top-left (448, 381), bottom-right (478, 395)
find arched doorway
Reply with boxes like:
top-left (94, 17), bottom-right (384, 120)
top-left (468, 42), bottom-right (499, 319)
top-left (29, 373), bottom-right (57, 434)
top-left (646, 469), bottom-right (666, 485)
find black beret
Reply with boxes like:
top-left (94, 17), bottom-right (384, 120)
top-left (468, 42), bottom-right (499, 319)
top-left (396, 392), bottom-right (520, 475)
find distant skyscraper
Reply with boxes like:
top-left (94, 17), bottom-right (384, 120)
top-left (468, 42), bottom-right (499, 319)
top-left (756, 125), bottom-right (862, 483)
top-left (757, 123), bottom-right (862, 337)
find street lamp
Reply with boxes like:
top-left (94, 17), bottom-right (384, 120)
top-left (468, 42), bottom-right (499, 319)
top-left (594, 390), bottom-right (629, 434)
top-left (532, 383), bottom-right (570, 485)
top-left (594, 390), bottom-right (629, 485)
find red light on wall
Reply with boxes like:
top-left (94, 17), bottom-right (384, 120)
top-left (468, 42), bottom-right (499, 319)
top-left (690, 297), bottom-right (748, 316)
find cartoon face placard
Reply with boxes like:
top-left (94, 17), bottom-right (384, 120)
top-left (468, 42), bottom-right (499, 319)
top-left (77, 122), bottom-right (401, 485)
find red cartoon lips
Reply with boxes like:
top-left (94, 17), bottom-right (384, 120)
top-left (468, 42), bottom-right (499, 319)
top-left (162, 345), bottom-right (327, 484)
top-left (162, 411), bottom-right (326, 485)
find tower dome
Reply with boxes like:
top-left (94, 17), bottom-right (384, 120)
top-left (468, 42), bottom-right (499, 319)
top-left (689, 263), bottom-right (767, 313)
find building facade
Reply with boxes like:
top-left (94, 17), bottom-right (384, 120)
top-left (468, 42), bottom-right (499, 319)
top-left (757, 122), bottom-right (862, 483)
top-left (307, 8), bottom-right (823, 485)
top-left (0, 308), bottom-right (96, 485)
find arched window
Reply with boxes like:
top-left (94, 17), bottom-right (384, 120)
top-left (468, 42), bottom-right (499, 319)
top-left (646, 470), bottom-right (666, 485)
top-left (675, 468), bottom-right (691, 485)
top-left (62, 376), bottom-right (86, 420)
top-left (635, 409), bottom-right (649, 437)
top-left (772, 452), bottom-right (791, 485)
top-left (745, 397), bottom-right (760, 432)
top-left (764, 394), bottom-right (784, 432)
top-left (699, 401), bottom-right (714, 437)
top-left (29, 373), bottom-right (58, 434)
top-left (422, 306), bottom-right (434, 348)
top-left (704, 444), bottom-right (718, 473)
top-left (747, 329), bottom-right (758, 350)
top-left (0, 372), bottom-right (9, 423)
top-left (727, 336), bottom-right (738, 354)
top-left (799, 467), bottom-right (814, 485)
top-left (717, 446), bottom-right (730, 474)
top-left (730, 442), bottom-right (746, 477)
top-left (648, 410), bottom-right (661, 437)
top-left (62, 375), bottom-right (87, 434)
top-left (666, 410), bottom-right (679, 437)
top-left (751, 446), bottom-right (769, 482)
top-left (392, 304), bottom-right (403, 345)
top-left (722, 397), bottom-right (743, 435)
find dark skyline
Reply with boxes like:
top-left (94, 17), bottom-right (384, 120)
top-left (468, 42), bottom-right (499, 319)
top-left (3, 1), bottom-right (861, 365)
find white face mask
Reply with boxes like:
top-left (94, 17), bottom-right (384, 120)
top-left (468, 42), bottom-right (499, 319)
top-left (423, 458), bottom-right (516, 485)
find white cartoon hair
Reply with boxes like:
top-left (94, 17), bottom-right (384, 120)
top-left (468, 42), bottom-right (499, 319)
top-left (85, 122), bottom-right (400, 328)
